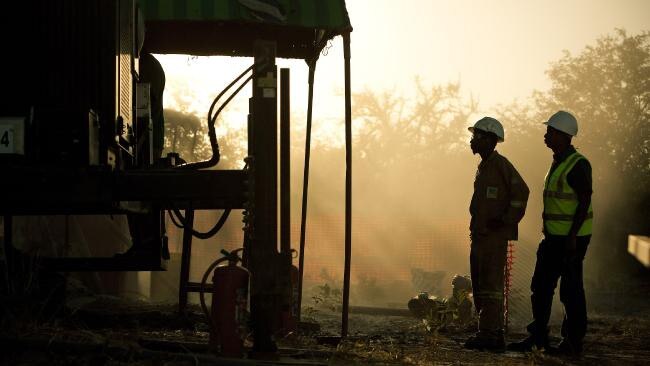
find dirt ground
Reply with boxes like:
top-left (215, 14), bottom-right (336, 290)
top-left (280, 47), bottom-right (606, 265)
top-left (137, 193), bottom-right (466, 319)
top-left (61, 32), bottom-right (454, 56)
top-left (1, 288), bottom-right (650, 366)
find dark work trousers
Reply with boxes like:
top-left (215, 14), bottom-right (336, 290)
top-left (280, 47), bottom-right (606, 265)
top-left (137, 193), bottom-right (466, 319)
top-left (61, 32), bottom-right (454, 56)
top-left (470, 231), bottom-right (508, 338)
top-left (528, 235), bottom-right (590, 345)
top-left (126, 210), bottom-right (165, 257)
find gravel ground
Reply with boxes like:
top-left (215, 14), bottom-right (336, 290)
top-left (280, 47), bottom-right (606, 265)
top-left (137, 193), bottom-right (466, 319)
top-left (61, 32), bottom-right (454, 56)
top-left (1, 291), bottom-right (649, 365)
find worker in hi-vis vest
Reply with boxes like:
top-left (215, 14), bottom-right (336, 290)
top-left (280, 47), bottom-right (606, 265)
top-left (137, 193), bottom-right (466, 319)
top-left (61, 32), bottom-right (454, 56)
top-left (464, 117), bottom-right (530, 353)
top-left (509, 111), bottom-right (593, 357)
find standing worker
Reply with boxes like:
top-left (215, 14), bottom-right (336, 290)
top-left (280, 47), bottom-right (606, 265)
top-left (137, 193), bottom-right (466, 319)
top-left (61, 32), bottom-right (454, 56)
top-left (136, 4), bottom-right (166, 162)
top-left (119, 8), bottom-right (168, 259)
top-left (465, 117), bottom-right (530, 352)
top-left (138, 50), bottom-right (166, 161)
top-left (509, 111), bottom-right (593, 357)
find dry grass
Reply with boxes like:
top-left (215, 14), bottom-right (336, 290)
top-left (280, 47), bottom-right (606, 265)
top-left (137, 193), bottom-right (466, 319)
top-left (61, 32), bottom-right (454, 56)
top-left (1, 294), bottom-right (649, 365)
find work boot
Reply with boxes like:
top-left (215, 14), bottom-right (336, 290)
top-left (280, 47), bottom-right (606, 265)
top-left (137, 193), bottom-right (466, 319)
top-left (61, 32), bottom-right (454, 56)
top-left (464, 333), bottom-right (505, 353)
top-left (547, 339), bottom-right (582, 358)
top-left (507, 334), bottom-right (549, 352)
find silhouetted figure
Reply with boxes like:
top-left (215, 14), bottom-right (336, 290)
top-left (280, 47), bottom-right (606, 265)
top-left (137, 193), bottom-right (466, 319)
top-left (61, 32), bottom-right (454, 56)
top-left (508, 111), bottom-right (593, 357)
top-left (138, 50), bottom-right (166, 160)
top-left (119, 10), bottom-right (168, 261)
top-left (464, 117), bottom-right (529, 353)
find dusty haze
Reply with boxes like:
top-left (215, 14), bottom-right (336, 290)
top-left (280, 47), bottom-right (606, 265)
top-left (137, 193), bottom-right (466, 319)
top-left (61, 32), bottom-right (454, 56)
top-left (158, 2), bottom-right (650, 323)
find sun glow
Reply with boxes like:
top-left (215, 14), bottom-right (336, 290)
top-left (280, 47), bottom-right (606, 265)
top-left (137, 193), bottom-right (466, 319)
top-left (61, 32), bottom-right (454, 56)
top-left (157, 44), bottom-right (350, 152)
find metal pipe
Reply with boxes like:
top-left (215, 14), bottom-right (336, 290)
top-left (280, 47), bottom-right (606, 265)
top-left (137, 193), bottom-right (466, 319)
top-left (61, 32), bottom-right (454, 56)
top-left (297, 62), bottom-right (316, 321)
top-left (341, 31), bottom-right (352, 338)
top-left (280, 68), bottom-right (293, 319)
top-left (250, 40), bottom-right (279, 353)
top-left (177, 208), bottom-right (194, 313)
top-left (280, 68), bottom-right (291, 256)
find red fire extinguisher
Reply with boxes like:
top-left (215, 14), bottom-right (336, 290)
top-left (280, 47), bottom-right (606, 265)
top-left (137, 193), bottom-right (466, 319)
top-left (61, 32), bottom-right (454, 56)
top-left (200, 248), bottom-right (249, 357)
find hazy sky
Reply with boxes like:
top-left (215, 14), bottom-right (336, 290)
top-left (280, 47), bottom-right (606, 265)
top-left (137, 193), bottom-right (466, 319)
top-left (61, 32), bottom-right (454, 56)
top-left (158, 0), bottom-right (650, 143)
top-left (343, 0), bottom-right (650, 107)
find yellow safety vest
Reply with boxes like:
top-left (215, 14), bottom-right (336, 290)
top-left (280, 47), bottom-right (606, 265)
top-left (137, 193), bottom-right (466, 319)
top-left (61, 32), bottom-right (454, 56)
top-left (543, 152), bottom-right (593, 236)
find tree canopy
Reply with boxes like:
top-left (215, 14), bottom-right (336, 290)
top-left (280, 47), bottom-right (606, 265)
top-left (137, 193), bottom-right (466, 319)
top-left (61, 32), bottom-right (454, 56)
top-left (535, 29), bottom-right (650, 190)
top-left (349, 29), bottom-right (650, 278)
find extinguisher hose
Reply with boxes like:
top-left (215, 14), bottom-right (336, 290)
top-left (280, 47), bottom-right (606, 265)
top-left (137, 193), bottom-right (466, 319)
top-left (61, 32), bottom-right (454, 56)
top-left (199, 249), bottom-right (245, 338)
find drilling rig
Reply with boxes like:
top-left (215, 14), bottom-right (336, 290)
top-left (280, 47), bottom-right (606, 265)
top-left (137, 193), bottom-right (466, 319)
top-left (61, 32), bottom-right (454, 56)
top-left (0, 0), bottom-right (352, 355)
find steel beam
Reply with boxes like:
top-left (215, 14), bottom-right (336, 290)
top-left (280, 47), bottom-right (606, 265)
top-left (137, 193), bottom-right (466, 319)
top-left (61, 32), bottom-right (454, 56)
top-left (0, 168), bottom-right (247, 215)
top-left (248, 40), bottom-right (280, 354)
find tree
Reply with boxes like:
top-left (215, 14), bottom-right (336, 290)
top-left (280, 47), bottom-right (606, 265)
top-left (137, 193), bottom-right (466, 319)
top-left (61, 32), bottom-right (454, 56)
top-left (534, 30), bottom-right (650, 196)
top-left (163, 108), bottom-right (247, 169)
top-left (164, 108), bottom-right (207, 162)
top-left (354, 79), bottom-right (478, 172)
top-left (351, 80), bottom-right (479, 219)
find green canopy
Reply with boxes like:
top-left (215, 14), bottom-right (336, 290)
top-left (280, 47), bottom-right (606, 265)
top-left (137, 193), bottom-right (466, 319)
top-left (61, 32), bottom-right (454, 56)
top-left (138, 0), bottom-right (352, 59)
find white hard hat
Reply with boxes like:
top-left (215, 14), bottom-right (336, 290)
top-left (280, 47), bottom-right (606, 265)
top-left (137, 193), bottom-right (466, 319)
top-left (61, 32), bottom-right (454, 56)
top-left (544, 110), bottom-right (578, 136)
top-left (468, 117), bottom-right (505, 142)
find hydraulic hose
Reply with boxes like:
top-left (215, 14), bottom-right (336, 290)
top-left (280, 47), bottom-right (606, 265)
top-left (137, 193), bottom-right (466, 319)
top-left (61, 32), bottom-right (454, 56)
top-left (177, 65), bottom-right (254, 170)
top-left (168, 208), bottom-right (231, 240)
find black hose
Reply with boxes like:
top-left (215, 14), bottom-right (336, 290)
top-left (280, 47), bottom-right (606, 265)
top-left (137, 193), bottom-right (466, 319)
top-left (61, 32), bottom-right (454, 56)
top-left (167, 209), bottom-right (184, 229)
top-left (177, 65), bottom-right (254, 170)
top-left (207, 65), bottom-right (254, 127)
top-left (168, 208), bottom-right (231, 240)
top-left (210, 74), bottom-right (253, 128)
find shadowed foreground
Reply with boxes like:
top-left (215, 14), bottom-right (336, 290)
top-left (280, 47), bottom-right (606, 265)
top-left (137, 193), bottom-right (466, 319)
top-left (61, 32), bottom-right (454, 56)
top-left (1, 286), bottom-right (649, 366)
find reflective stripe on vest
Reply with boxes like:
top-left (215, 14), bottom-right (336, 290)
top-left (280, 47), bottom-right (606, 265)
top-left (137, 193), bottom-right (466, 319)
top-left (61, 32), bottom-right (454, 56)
top-left (543, 212), bottom-right (594, 221)
top-left (543, 152), bottom-right (593, 236)
top-left (510, 200), bottom-right (526, 208)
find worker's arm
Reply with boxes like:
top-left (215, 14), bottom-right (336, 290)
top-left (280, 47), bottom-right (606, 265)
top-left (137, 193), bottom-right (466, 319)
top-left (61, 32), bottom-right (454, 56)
top-left (569, 191), bottom-right (592, 237)
top-left (567, 159), bottom-right (592, 237)
top-left (501, 162), bottom-right (530, 225)
top-left (565, 159), bottom-right (593, 256)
